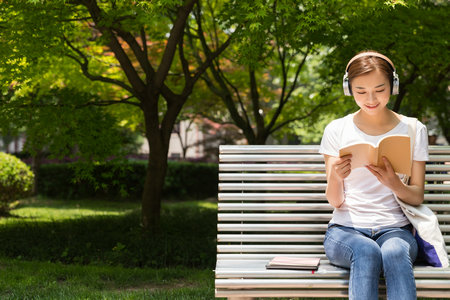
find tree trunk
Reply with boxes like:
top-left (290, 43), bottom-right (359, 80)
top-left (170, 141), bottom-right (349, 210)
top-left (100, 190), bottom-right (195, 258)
top-left (31, 149), bottom-right (43, 195)
top-left (141, 146), bottom-right (168, 231)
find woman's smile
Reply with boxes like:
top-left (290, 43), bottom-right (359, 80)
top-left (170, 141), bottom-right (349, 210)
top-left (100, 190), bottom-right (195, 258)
top-left (365, 103), bottom-right (380, 109)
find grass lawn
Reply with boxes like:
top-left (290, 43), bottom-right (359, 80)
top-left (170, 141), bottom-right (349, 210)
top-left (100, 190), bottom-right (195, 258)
top-left (0, 257), bottom-right (214, 299)
top-left (0, 197), bottom-right (217, 299)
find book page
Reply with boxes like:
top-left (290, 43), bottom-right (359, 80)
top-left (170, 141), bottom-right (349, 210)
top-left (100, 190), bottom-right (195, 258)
top-left (339, 143), bottom-right (377, 170)
top-left (377, 135), bottom-right (411, 176)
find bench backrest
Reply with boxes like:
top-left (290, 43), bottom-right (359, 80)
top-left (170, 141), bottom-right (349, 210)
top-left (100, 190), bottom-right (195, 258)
top-left (218, 145), bottom-right (450, 261)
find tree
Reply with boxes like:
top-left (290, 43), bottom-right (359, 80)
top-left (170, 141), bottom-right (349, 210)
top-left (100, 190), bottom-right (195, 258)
top-left (188, 0), bottom-right (412, 145)
top-left (0, 85), bottom-right (130, 195)
top-left (0, 0), bottom-right (235, 230)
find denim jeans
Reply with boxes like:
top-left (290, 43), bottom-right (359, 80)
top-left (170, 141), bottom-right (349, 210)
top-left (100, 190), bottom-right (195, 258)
top-left (323, 224), bottom-right (418, 300)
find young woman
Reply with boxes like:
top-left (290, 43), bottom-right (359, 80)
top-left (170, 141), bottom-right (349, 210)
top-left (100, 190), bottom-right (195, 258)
top-left (319, 51), bottom-right (429, 300)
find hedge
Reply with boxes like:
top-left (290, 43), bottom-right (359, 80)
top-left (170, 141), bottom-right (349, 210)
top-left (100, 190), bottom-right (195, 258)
top-left (37, 160), bottom-right (218, 200)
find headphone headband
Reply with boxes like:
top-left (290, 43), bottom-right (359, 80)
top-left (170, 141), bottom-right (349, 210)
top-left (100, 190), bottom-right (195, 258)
top-left (345, 52), bottom-right (396, 72)
top-left (343, 51), bottom-right (399, 96)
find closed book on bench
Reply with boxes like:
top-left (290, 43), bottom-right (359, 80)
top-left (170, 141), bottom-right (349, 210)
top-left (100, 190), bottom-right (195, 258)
top-left (266, 256), bottom-right (320, 270)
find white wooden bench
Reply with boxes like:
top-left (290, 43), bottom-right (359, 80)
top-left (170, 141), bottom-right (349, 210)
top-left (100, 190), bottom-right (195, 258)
top-left (215, 145), bottom-right (450, 299)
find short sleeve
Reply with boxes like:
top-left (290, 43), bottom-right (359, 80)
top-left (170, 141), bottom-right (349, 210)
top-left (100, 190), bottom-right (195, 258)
top-left (413, 121), bottom-right (429, 161)
top-left (319, 119), bottom-right (341, 157)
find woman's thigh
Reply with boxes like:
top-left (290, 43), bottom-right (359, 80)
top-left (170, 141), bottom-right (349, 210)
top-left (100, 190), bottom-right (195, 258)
top-left (323, 225), bottom-right (381, 269)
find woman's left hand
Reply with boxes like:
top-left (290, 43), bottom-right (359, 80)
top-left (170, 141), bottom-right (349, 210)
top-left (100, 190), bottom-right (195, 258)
top-left (366, 156), bottom-right (402, 191)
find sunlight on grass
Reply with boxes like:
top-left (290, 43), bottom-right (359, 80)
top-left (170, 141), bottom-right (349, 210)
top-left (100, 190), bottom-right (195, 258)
top-left (1, 197), bottom-right (217, 225)
top-left (0, 197), bottom-right (140, 225)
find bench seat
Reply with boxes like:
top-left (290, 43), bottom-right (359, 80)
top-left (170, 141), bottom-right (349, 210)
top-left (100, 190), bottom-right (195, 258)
top-left (215, 145), bottom-right (450, 299)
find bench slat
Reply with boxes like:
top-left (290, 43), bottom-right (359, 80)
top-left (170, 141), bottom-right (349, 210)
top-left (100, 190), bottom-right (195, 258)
top-left (217, 254), bottom-right (329, 261)
top-left (218, 203), bottom-right (332, 211)
top-left (218, 213), bottom-right (450, 222)
top-left (219, 173), bottom-right (327, 181)
top-left (217, 224), bottom-right (328, 232)
top-left (219, 163), bottom-right (326, 171)
top-left (220, 145), bottom-right (450, 154)
top-left (216, 278), bottom-right (349, 288)
top-left (217, 245), bottom-right (325, 253)
top-left (217, 223), bottom-right (450, 233)
top-left (218, 234), bottom-right (325, 242)
top-left (218, 192), bottom-right (450, 201)
top-left (215, 259), bottom-right (450, 278)
top-left (218, 213), bottom-right (332, 221)
top-left (218, 203), bottom-right (450, 212)
top-left (219, 183), bottom-right (327, 191)
top-left (219, 173), bottom-right (450, 181)
top-left (220, 163), bottom-right (450, 172)
top-left (217, 234), bottom-right (450, 243)
top-left (219, 154), bottom-right (450, 163)
top-left (218, 193), bottom-right (327, 201)
top-left (215, 289), bottom-right (450, 298)
top-left (218, 245), bottom-right (450, 253)
top-left (216, 278), bottom-right (450, 289)
top-left (219, 183), bottom-right (449, 191)
top-left (220, 145), bottom-right (320, 153)
top-left (219, 154), bottom-right (323, 162)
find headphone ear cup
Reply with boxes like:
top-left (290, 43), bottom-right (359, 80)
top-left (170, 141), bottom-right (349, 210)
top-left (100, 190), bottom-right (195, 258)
top-left (343, 73), bottom-right (352, 96)
top-left (391, 72), bottom-right (399, 95)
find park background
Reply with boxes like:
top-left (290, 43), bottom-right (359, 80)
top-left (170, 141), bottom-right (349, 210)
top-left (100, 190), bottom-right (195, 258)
top-left (0, 0), bottom-right (448, 299)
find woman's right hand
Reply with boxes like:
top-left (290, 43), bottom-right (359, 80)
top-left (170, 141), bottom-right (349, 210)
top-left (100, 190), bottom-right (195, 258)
top-left (328, 154), bottom-right (352, 180)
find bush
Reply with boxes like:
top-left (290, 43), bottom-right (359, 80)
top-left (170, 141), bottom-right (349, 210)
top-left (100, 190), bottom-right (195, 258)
top-left (37, 160), bottom-right (218, 200)
top-left (0, 152), bottom-right (34, 214)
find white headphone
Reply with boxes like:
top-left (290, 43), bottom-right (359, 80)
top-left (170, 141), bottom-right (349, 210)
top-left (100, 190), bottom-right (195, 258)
top-left (343, 52), bottom-right (399, 96)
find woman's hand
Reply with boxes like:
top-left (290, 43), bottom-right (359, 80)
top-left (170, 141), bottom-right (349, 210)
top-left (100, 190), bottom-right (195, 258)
top-left (328, 154), bottom-right (352, 181)
top-left (365, 156), bottom-right (402, 190)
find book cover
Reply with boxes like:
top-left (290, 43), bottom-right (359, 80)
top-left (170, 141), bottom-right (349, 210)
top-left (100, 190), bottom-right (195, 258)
top-left (265, 256), bottom-right (320, 270)
top-left (338, 135), bottom-right (411, 176)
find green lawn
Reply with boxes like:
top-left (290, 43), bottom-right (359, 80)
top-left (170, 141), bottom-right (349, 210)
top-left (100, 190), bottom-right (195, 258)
top-left (0, 257), bottom-right (214, 299)
top-left (0, 197), bottom-right (217, 299)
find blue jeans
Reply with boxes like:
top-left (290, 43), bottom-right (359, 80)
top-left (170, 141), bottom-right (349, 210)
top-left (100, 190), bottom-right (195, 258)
top-left (323, 224), bottom-right (418, 300)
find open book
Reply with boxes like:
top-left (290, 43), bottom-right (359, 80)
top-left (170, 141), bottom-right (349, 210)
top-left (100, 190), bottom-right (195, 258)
top-left (338, 134), bottom-right (411, 176)
top-left (266, 256), bottom-right (320, 270)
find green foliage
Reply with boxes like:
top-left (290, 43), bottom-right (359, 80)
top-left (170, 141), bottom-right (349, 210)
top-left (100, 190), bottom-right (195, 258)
top-left (36, 160), bottom-right (218, 200)
top-left (0, 153), bottom-right (34, 214)
top-left (0, 88), bottom-right (132, 162)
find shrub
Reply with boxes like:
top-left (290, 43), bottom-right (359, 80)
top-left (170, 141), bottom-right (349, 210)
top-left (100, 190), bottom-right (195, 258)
top-left (37, 160), bottom-right (218, 200)
top-left (0, 152), bottom-right (34, 214)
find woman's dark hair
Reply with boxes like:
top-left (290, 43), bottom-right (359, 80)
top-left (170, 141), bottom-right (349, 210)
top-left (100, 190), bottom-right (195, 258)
top-left (347, 50), bottom-right (394, 93)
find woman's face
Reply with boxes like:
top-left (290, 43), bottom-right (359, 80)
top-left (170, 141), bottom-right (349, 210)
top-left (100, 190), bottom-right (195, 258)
top-left (351, 69), bottom-right (391, 115)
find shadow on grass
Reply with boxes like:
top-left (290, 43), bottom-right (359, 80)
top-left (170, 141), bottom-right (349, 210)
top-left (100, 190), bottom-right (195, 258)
top-left (0, 200), bottom-right (217, 269)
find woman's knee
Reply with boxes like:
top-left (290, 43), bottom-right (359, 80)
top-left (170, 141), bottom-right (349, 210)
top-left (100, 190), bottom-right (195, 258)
top-left (381, 238), bottom-right (414, 263)
top-left (353, 241), bottom-right (382, 263)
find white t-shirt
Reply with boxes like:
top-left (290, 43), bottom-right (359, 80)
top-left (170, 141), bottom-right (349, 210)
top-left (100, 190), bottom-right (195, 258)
top-left (319, 113), bottom-right (429, 229)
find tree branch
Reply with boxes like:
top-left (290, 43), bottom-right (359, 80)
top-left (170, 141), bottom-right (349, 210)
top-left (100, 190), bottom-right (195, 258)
top-left (78, 0), bottom-right (146, 96)
top-left (14, 95), bottom-right (141, 109)
top-left (63, 37), bottom-right (135, 95)
top-left (269, 97), bottom-right (338, 135)
top-left (155, 0), bottom-right (198, 90)
top-left (266, 47), bottom-right (310, 133)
